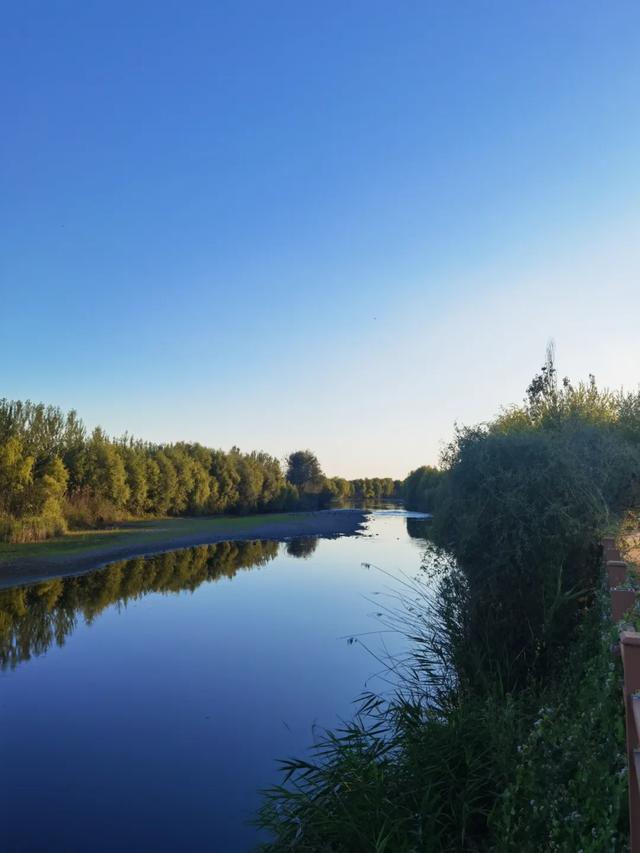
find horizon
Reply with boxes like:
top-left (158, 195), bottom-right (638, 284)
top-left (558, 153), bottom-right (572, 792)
top-left (3, 2), bottom-right (640, 478)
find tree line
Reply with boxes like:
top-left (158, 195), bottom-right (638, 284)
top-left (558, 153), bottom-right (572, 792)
top-left (0, 400), bottom-right (399, 543)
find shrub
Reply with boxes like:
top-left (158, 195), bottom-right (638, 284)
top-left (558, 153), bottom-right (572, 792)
top-left (403, 465), bottom-right (443, 513)
top-left (0, 512), bottom-right (67, 543)
top-left (491, 600), bottom-right (627, 852)
top-left (62, 492), bottom-right (129, 529)
top-left (431, 422), bottom-right (638, 689)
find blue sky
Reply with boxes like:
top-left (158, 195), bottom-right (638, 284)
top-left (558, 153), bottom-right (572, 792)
top-left (2, 1), bottom-right (640, 477)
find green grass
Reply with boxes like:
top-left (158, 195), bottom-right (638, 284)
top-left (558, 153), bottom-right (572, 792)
top-left (0, 512), bottom-right (307, 564)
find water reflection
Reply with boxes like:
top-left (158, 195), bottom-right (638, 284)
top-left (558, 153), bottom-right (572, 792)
top-left (285, 536), bottom-right (319, 559)
top-left (0, 518), bottom-right (433, 672)
top-left (0, 539), bottom-right (278, 670)
top-left (405, 516), bottom-right (432, 541)
top-left (0, 512), bottom-right (430, 852)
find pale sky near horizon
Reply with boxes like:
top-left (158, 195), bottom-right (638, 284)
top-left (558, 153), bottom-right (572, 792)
top-left (2, 2), bottom-right (640, 479)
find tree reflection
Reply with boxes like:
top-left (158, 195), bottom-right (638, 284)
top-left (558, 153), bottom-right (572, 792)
top-left (285, 536), bottom-right (319, 559)
top-left (405, 516), bottom-right (432, 541)
top-left (0, 539), bottom-right (278, 670)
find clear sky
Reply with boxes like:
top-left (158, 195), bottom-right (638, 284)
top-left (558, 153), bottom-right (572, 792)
top-left (2, 2), bottom-right (640, 478)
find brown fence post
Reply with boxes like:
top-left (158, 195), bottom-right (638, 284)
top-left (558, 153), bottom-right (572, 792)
top-left (621, 631), bottom-right (640, 852)
top-left (612, 589), bottom-right (637, 623)
top-left (604, 535), bottom-right (622, 564)
top-left (608, 560), bottom-right (629, 589)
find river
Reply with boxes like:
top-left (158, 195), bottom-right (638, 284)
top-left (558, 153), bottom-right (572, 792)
top-left (0, 510), bottom-right (431, 852)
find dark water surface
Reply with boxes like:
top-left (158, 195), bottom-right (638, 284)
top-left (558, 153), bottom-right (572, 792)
top-left (0, 511), bottom-right (430, 852)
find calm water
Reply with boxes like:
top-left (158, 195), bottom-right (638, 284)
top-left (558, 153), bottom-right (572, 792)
top-left (0, 511), bottom-right (430, 852)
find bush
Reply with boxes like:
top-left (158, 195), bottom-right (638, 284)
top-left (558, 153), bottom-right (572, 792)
top-left (257, 694), bottom-right (523, 853)
top-left (403, 465), bottom-right (443, 513)
top-left (62, 492), bottom-right (129, 529)
top-left (0, 512), bottom-right (67, 543)
top-left (491, 600), bottom-right (627, 852)
top-left (431, 422), bottom-right (638, 689)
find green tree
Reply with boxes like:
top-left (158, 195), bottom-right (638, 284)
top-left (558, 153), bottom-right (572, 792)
top-left (403, 466), bottom-right (442, 512)
top-left (209, 450), bottom-right (240, 512)
top-left (0, 437), bottom-right (34, 516)
top-left (122, 445), bottom-right (149, 516)
top-left (85, 429), bottom-right (130, 509)
top-left (152, 451), bottom-right (178, 515)
top-left (286, 450), bottom-right (323, 489)
top-left (35, 456), bottom-right (68, 512)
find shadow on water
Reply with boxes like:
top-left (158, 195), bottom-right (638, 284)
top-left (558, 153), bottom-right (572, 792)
top-left (0, 539), bottom-right (279, 671)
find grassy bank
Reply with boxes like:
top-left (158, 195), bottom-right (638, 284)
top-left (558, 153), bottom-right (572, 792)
top-left (0, 510), bottom-right (366, 588)
top-left (0, 514), bottom-right (293, 563)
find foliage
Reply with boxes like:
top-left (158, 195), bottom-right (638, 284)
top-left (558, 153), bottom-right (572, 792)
top-left (350, 477), bottom-right (400, 503)
top-left (402, 466), bottom-right (442, 512)
top-left (286, 450), bottom-right (324, 489)
top-left (258, 689), bottom-right (523, 853)
top-left (429, 355), bottom-right (640, 690)
top-left (0, 399), bottom-right (398, 542)
top-left (258, 353), bottom-right (636, 851)
top-left (491, 602), bottom-right (627, 852)
top-left (432, 424), bottom-right (630, 688)
top-left (313, 476), bottom-right (399, 510)
top-left (0, 436), bottom-right (34, 516)
top-left (0, 399), bottom-right (297, 535)
top-left (0, 513), bottom-right (67, 544)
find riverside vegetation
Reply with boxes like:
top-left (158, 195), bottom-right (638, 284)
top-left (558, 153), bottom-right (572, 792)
top-left (0, 400), bottom-right (399, 545)
top-left (258, 350), bottom-right (640, 852)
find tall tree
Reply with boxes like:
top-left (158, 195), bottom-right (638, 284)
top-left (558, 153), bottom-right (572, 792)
top-left (286, 450), bottom-right (323, 489)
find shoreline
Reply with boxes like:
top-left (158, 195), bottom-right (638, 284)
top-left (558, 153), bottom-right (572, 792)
top-left (0, 509), bottom-right (368, 590)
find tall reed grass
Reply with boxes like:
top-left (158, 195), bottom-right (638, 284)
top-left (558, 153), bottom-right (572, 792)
top-left (0, 513), bottom-right (67, 543)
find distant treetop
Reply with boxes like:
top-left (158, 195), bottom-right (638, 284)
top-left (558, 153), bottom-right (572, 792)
top-left (286, 450), bottom-right (324, 489)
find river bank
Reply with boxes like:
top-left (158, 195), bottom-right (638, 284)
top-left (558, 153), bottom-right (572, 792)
top-left (0, 509), bottom-right (367, 589)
